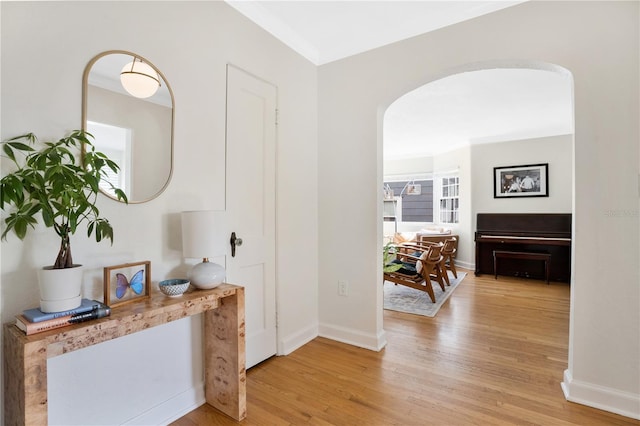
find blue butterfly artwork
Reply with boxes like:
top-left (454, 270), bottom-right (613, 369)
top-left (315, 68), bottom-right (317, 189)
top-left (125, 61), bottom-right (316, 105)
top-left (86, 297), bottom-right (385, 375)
top-left (115, 269), bottom-right (144, 299)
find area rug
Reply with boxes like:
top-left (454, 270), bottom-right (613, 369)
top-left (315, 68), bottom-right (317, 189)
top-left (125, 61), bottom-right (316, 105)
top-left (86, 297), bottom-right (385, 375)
top-left (384, 272), bottom-right (466, 317)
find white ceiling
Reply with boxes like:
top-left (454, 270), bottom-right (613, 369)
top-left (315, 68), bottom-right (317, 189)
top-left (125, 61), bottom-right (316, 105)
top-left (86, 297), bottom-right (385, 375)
top-left (226, 1), bottom-right (574, 158)
top-left (384, 68), bottom-right (574, 159)
top-left (225, 1), bottom-right (526, 65)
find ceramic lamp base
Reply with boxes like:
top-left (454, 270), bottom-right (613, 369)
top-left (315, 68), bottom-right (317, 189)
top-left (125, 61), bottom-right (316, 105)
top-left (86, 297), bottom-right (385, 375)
top-left (188, 260), bottom-right (225, 289)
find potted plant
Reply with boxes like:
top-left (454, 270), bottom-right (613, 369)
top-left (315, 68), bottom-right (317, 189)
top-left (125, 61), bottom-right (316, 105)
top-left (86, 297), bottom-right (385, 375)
top-left (0, 130), bottom-right (127, 312)
top-left (383, 242), bottom-right (402, 273)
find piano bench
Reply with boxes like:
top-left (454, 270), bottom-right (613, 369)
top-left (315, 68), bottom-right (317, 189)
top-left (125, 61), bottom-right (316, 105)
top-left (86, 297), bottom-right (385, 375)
top-left (493, 250), bottom-right (551, 284)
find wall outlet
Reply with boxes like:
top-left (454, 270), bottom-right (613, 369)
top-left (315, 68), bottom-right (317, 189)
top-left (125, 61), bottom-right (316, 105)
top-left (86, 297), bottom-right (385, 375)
top-left (338, 280), bottom-right (349, 296)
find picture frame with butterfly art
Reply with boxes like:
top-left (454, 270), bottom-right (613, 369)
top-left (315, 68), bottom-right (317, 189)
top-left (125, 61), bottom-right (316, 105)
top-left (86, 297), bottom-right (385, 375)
top-left (103, 261), bottom-right (151, 308)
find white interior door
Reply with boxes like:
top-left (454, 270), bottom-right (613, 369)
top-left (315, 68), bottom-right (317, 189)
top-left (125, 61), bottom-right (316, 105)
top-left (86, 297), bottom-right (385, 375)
top-left (225, 65), bottom-right (277, 368)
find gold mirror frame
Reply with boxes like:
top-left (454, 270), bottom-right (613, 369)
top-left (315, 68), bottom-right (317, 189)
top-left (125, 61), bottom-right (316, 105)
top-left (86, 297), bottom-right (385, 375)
top-left (82, 50), bottom-right (175, 204)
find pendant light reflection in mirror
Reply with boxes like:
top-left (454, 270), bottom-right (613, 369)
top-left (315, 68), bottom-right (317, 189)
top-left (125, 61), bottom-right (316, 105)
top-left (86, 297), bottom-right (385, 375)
top-left (120, 58), bottom-right (161, 99)
top-left (82, 50), bottom-right (174, 203)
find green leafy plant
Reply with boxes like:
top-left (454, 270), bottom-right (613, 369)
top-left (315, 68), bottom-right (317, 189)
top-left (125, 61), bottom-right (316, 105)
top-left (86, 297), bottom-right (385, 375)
top-left (0, 130), bottom-right (127, 269)
top-left (383, 242), bottom-right (402, 273)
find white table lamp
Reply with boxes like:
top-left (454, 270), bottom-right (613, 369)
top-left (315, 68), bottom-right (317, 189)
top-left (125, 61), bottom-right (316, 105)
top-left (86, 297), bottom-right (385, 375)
top-left (181, 210), bottom-right (226, 289)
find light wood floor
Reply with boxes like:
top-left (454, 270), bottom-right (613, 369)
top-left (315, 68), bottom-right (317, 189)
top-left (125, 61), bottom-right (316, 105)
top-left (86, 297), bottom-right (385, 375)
top-left (172, 271), bottom-right (638, 425)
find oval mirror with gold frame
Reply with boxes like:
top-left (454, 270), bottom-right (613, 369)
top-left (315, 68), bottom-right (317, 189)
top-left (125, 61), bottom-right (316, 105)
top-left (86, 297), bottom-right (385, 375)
top-left (82, 50), bottom-right (175, 203)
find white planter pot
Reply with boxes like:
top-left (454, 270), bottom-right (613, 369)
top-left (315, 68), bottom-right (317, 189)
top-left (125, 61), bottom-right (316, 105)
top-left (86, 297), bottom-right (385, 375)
top-left (37, 264), bottom-right (83, 313)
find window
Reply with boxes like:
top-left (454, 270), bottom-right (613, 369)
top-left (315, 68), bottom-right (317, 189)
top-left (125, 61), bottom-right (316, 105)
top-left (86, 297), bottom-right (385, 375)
top-left (439, 176), bottom-right (459, 223)
top-left (86, 121), bottom-right (131, 196)
top-left (383, 180), bottom-right (433, 222)
top-left (384, 175), bottom-right (460, 225)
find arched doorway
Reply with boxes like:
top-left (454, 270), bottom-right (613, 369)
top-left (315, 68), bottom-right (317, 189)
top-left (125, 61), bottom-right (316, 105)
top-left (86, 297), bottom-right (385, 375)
top-left (379, 62), bottom-right (575, 321)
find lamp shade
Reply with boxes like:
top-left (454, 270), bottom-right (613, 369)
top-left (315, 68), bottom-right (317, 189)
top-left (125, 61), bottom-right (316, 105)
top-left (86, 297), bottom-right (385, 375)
top-left (120, 59), bottom-right (160, 98)
top-left (181, 210), bottom-right (227, 259)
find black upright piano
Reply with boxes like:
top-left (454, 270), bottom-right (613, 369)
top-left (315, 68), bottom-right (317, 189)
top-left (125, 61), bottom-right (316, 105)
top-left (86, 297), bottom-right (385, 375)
top-left (475, 213), bottom-right (572, 282)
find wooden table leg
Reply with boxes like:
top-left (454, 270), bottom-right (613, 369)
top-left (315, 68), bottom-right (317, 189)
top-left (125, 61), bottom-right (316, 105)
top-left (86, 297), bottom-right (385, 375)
top-left (203, 288), bottom-right (247, 421)
top-left (4, 325), bottom-right (49, 426)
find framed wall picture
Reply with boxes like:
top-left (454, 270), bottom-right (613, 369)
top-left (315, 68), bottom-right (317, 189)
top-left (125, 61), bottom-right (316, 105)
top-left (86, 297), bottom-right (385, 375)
top-left (494, 163), bottom-right (549, 198)
top-left (103, 261), bottom-right (151, 308)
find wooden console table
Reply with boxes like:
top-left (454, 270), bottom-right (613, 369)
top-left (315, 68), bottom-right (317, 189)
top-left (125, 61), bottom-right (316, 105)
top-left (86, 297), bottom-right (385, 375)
top-left (3, 284), bottom-right (246, 425)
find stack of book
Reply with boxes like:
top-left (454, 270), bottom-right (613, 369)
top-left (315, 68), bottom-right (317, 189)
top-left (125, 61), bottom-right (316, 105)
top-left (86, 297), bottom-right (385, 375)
top-left (15, 299), bottom-right (111, 335)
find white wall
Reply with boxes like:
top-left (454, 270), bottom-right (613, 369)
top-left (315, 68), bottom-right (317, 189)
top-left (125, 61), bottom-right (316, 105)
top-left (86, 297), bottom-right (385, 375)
top-left (472, 134), bottom-right (573, 217)
top-left (318, 0), bottom-right (638, 419)
top-left (384, 155), bottom-right (434, 176)
top-left (0, 2), bottom-right (318, 424)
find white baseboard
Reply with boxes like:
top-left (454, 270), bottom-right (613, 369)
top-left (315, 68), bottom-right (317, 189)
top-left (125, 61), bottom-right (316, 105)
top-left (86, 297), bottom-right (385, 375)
top-left (455, 259), bottom-right (474, 271)
top-left (318, 322), bottom-right (387, 351)
top-left (279, 322), bottom-right (319, 355)
top-left (562, 369), bottom-right (640, 420)
top-left (124, 384), bottom-right (205, 425)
